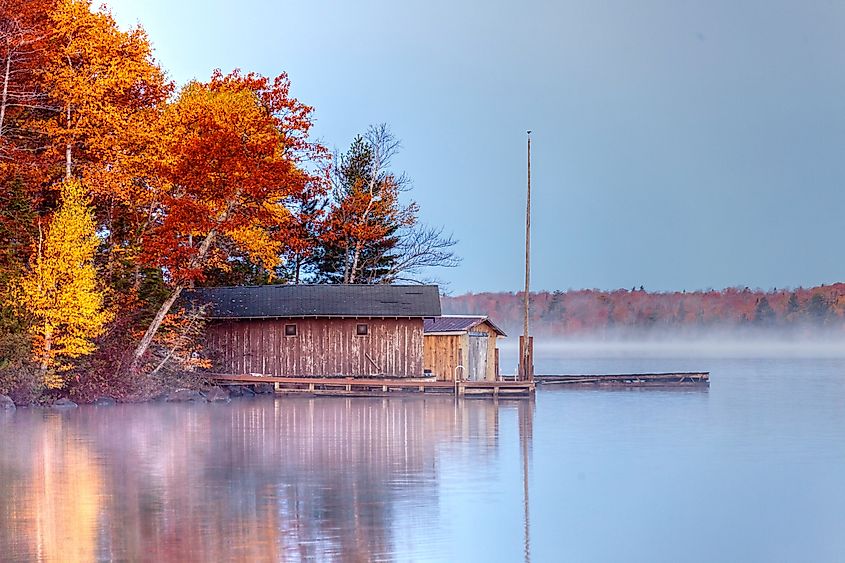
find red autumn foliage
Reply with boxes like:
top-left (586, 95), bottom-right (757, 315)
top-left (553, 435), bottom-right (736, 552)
top-left (443, 284), bottom-right (845, 337)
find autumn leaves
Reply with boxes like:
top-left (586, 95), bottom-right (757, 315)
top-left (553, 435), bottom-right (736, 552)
top-left (19, 179), bottom-right (111, 386)
top-left (1, 0), bottom-right (325, 389)
top-left (130, 70), bottom-right (323, 370)
top-left (0, 0), bottom-right (456, 395)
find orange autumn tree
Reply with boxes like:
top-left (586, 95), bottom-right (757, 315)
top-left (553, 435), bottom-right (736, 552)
top-left (41, 0), bottom-right (171, 293)
top-left (19, 178), bottom-right (111, 388)
top-left (42, 0), bottom-right (170, 180)
top-left (0, 0), bottom-right (54, 156)
top-left (0, 0), bottom-right (58, 291)
top-left (0, 0), bottom-right (170, 296)
top-left (131, 69), bottom-right (323, 371)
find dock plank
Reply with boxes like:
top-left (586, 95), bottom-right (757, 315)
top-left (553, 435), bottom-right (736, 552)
top-left (536, 372), bottom-right (709, 387)
top-left (206, 373), bottom-right (535, 398)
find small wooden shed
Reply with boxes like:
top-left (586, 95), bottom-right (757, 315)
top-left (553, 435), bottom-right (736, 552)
top-left (190, 285), bottom-right (441, 378)
top-left (423, 316), bottom-right (507, 382)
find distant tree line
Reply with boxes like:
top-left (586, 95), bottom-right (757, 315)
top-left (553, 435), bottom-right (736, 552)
top-left (443, 284), bottom-right (845, 337)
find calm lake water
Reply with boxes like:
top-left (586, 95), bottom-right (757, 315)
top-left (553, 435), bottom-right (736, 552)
top-left (2, 353), bottom-right (845, 562)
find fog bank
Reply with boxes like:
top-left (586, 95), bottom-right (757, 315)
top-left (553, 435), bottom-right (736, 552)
top-left (499, 332), bottom-right (845, 359)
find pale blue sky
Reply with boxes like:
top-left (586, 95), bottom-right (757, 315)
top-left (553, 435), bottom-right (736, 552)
top-left (107, 0), bottom-right (845, 294)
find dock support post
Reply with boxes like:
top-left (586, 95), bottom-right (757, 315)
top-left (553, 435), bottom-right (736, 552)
top-left (518, 336), bottom-right (534, 382)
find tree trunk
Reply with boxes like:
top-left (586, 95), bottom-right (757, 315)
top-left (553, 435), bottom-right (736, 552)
top-left (39, 323), bottom-right (52, 383)
top-left (35, 221), bottom-right (48, 379)
top-left (130, 229), bottom-right (217, 372)
top-left (348, 240), bottom-right (364, 284)
top-left (132, 262), bottom-right (142, 291)
top-left (130, 286), bottom-right (183, 372)
top-left (342, 240), bottom-right (351, 284)
top-left (65, 105), bottom-right (72, 179)
top-left (0, 52), bottom-right (10, 140)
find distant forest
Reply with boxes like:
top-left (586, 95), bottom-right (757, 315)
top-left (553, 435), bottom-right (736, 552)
top-left (442, 284), bottom-right (845, 337)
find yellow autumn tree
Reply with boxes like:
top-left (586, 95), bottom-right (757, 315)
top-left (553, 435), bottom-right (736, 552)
top-left (19, 178), bottom-right (111, 387)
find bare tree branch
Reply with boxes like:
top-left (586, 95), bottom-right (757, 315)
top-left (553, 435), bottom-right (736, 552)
top-left (382, 223), bottom-right (460, 284)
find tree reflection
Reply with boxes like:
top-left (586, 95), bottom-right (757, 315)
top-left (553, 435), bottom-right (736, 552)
top-left (0, 396), bottom-right (529, 561)
top-left (0, 414), bottom-right (103, 561)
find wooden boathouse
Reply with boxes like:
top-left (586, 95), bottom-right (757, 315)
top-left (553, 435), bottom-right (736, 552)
top-left (191, 284), bottom-right (441, 377)
top-left (190, 284), bottom-right (535, 397)
top-left (423, 316), bottom-right (506, 381)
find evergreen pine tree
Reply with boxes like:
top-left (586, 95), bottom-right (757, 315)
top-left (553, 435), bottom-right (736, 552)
top-left (318, 133), bottom-right (405, 283)
top-left (807, 293), bottom-right (830, 324)
top-left (753, 296), bottom-right (776, 325)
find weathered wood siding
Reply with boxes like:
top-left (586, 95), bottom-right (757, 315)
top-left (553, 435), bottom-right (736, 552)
top-left (423, 334), bottom-right (465, 381)
top-left (424, 321), bottom-right (501, 381)
top-left (205, 318), bottom-right (425, 377)
top-left (473, 322), bottom-right (500, 382)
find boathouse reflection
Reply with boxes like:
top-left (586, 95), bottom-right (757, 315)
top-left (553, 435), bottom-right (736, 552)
top-left (0, 397), bottom-right (534, 561)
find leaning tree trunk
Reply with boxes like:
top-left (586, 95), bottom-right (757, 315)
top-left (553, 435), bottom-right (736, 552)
top-left (130, 230), bottom-right (217, 372)
top-left (130, 286), bottom-right (183, 372)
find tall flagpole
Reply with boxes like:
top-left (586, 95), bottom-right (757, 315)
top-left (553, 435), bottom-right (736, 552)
top-left (522, 131), bottom-right (532, 381)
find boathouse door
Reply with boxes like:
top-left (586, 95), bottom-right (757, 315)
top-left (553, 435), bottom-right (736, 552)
top-left (467, 332), bottom-right (488, 381)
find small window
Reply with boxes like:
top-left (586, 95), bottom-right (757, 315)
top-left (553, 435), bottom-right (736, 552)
top-left (356, 323), bottom-right (369, 336)
top-left (284, 324), bottom-right (297, 336)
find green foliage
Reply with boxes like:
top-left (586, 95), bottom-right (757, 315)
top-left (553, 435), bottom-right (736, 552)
top-left (316, 130), bottom-right (409, 284)
top-left (753, 297), bottom-right (776, 325)
top-left (807, 293), bottom-right (830, 324)
top-left (786, 292), bottom-right (800, 316)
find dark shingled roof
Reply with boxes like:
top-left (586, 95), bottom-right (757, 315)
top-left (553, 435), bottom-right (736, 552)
top-left (185, 284), bottom-right (441, 319)
top-left (424, 316), bottom-right (507, 336)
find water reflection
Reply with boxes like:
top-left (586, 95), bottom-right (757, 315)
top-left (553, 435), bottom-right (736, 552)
top-left (519, 400), bottom-right (533, 563)
top-left (0, 413), bottom-right (103, 562)
top-left (0, 397), bottom-right (533, 562)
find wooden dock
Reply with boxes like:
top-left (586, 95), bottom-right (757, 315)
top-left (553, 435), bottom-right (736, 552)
top-left (207, 373), bottom-right (536, 398)
top-left (535, 372), bottom-right (709, 387)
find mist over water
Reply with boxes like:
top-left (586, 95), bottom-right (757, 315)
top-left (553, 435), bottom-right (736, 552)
top-left (498, 330), bottom-right (845, 375)
top-left (2, 349), bottom-right (845, 562)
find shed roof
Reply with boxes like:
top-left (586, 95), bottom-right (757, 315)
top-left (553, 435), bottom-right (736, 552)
top-left (185, 284), bottom-right (441, 319)
top-left (423, 315), bottom-right (507, 336)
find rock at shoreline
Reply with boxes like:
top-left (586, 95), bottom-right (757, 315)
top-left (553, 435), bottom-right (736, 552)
top-left (202, 387), bottom-right (230, 403)
top-left (51, 397), bottom-right (78, 409)
top-left (253, 383), bottom-right (274, 395)
top-left (165, 389), bottom-right (207, 403)
top-left (227, 385), bottom-right (256, 398)
top-left (0, 395), bottom-right (15, 410)
top-left (94, 396), bottom-right (116, 406)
